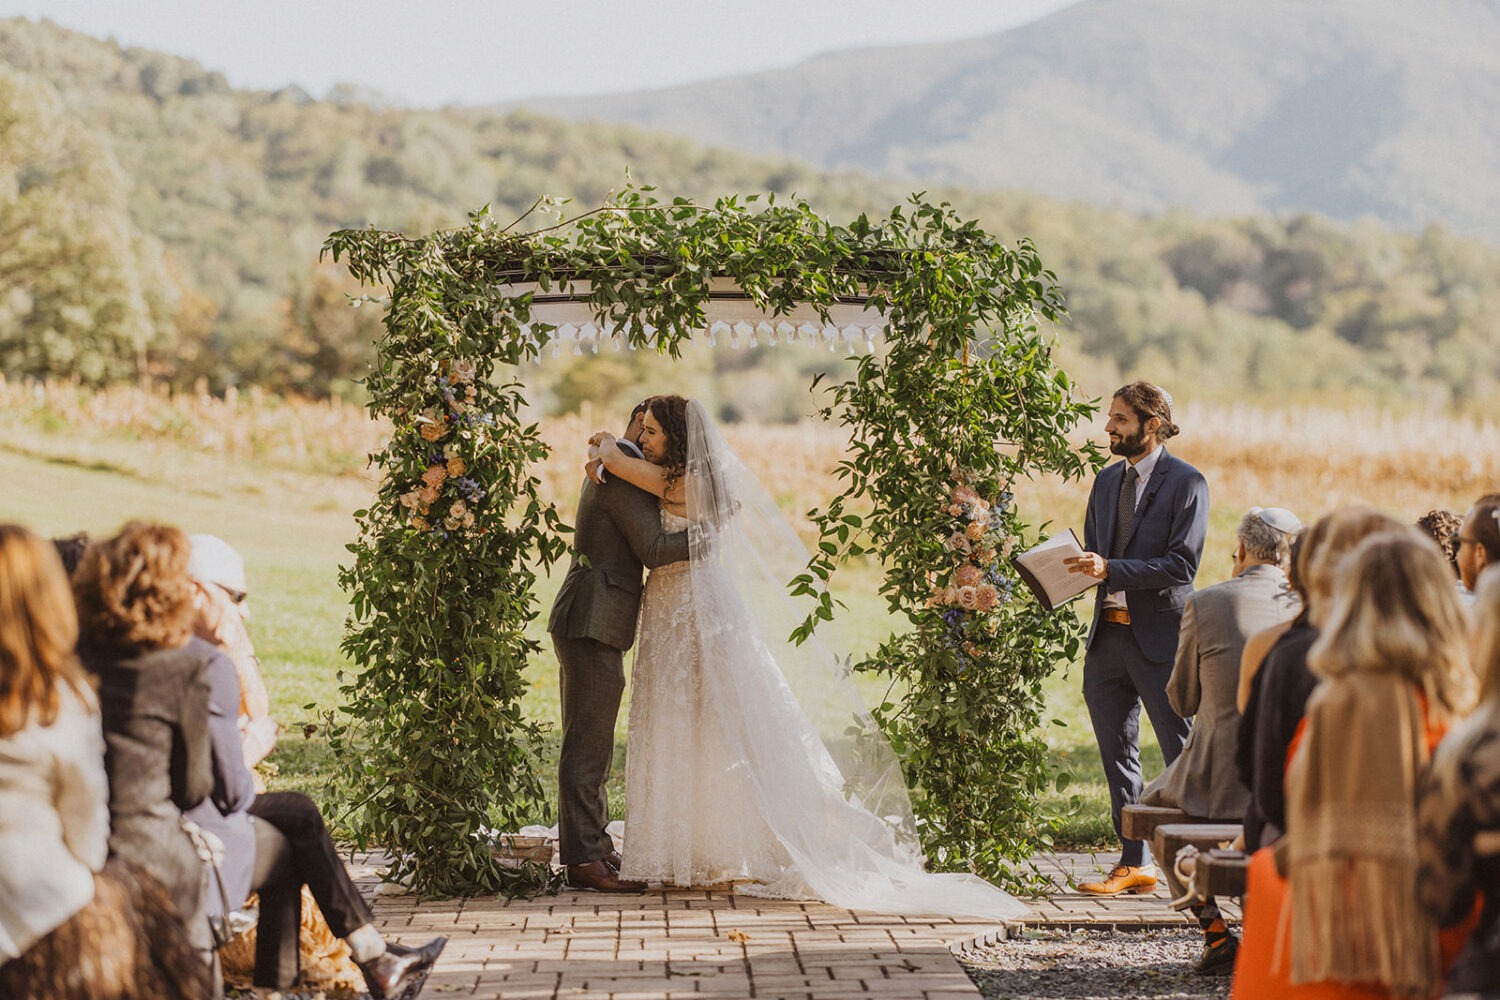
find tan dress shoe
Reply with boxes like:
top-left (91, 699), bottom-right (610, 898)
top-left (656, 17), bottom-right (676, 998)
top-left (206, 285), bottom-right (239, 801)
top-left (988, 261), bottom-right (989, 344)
top-left (1078, 863), bottom-right (1157, 895)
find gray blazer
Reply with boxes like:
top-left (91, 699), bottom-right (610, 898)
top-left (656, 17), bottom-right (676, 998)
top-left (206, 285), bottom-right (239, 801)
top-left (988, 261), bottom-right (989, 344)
top-left (84, 638), bottom-right (215, 949)
top-left (1142, 564), bottom-right (1299, 819)
top-left (547, 475), bottom-right (689, 651)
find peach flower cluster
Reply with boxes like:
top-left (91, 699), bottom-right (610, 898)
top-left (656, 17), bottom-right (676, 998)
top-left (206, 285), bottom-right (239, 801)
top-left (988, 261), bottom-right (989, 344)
top-left (397, 362), bottom-right (490, 536)
top-left (928, 471), bottom-right (1017, 616)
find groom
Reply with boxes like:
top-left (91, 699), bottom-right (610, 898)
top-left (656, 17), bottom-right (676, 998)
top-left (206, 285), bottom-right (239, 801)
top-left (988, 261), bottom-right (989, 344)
top-left (548, 398), bottom-right (689, 892)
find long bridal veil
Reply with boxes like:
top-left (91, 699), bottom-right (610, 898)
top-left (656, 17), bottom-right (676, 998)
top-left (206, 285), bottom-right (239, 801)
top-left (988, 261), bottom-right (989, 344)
top-left (677, 398), bottom-right (1027, 919)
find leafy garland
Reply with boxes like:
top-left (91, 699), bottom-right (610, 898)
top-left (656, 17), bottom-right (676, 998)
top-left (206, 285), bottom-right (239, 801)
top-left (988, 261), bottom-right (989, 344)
top-left (325, 187), bottom-right (1097, 896)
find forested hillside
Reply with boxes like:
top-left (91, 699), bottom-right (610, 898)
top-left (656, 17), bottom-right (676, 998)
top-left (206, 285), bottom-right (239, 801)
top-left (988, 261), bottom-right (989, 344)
top-left (2, 16), bottom-right (1498, 416)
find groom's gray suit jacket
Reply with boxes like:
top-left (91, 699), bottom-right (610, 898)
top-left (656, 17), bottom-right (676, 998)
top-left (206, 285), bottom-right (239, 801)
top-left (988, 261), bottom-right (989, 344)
top-left (547, 473), bottom-right (688, 650)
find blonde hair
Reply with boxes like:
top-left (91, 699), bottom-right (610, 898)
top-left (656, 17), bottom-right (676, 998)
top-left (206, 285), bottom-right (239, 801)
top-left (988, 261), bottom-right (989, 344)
top-left (1422, 565), bottom-right (1500, 804)
top-left (73, 522), bottom-right (196, 657)
top-left (0, 525), bottom-right (91, 738)
top-left (1473, 566), bottom-right (1500, 707)
top-left (1301, 506), bottom-right (1404, 626)
top-left (1309, 528), bottom-right (1475, 724)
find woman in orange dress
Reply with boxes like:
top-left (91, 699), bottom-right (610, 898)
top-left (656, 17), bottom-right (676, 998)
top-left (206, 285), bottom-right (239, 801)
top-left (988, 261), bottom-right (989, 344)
top-left (1232, 525), bottom-right (1476, 999)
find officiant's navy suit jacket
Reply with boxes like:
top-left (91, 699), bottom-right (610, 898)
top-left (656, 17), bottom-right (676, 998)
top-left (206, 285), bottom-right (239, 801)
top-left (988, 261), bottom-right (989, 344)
top-left (1082, 448), bottom-right (1209, 664)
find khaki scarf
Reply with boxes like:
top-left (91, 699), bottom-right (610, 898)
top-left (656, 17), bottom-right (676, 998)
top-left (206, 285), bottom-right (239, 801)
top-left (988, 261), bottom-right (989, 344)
top-left (1280, 672), bottom-right (1440, 997)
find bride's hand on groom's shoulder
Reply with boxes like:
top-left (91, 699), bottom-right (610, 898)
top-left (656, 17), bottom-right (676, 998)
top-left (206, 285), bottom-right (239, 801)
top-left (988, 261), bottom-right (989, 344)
top-left (591, 434), bottom-right (625, 464)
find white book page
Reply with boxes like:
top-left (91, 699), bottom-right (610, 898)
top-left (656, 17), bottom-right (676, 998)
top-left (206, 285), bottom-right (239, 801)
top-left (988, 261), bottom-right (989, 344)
top-left (1013, 529), bottom-right (1096, 608)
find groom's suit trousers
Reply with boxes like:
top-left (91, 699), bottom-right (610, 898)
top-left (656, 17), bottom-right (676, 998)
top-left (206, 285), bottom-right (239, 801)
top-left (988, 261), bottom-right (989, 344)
top-left (554, 634), bottom-right (626, 865)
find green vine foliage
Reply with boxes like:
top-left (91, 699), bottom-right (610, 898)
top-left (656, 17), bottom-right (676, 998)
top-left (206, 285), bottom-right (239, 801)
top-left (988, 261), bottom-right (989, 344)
top-left (324, 186), bottom-right (1098, 898)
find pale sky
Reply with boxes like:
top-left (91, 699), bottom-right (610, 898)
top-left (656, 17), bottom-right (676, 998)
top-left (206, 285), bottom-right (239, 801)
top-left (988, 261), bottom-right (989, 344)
top-left (1, 0), bottom-right (1080, 106)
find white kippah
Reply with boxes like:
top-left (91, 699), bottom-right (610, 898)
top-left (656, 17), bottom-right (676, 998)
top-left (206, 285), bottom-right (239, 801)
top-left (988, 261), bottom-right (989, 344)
top-left (1248, 506), bottom-right (1302, 534)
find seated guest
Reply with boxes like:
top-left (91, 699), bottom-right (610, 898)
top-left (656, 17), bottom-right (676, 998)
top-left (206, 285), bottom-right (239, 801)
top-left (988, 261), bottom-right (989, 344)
top-left (1457, 494), bottom-right (1500, 602)
top-left (1235, 531), bottom-right (1306, 713)
top-left (0, 524), bottom-right (208, 999)
top-left (187, 534), bottom-right (276, 771)
top-left (188, 642), bottom-right (446, 998)
top-left (1418, 565), bottom-right (1500, 997)
top-left (72, 523), bottom-right (221, 972)
top-left (1141, 505), bottom-right (1301, 975)
top-left (1237, 506), bottom-right (1399, 851)
top-left (1232, 529), bottom-right (1475, 998)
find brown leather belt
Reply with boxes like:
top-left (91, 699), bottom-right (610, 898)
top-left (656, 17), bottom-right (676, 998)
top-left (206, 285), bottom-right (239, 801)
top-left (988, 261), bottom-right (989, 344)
top-left (1102, 607), bottom-right (1132, 626)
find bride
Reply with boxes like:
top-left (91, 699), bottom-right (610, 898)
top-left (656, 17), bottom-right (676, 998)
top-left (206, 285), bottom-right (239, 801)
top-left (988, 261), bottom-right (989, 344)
top-left (590, 395), bottom-right (1026, 920)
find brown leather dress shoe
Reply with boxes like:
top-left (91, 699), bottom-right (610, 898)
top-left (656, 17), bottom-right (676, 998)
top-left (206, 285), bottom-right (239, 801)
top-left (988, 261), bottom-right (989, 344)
top-left (605, 849), bottom-right (625, 872)
top-left (357, 936), bottom-right (447, 999)
top-left (566, 859), bottom-right (646, 892)
top-left (1078, 863), bottom-right (1157, 896)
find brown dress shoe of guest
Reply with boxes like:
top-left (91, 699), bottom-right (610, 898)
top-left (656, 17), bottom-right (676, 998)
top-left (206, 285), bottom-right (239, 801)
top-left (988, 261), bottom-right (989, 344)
top-left (566, 859), bottom-right (646, 892)
top-left (357, 937), bottom-right (447, 1000)
top-left (1078, 863), bottom-right (1157, 896)
top-left (605, 849), bottom-right (625, 872)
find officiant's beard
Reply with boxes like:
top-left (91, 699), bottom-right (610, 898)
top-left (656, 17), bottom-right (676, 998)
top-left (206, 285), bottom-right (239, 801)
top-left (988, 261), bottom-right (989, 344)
top-left (1109, 428), bottom-right (1150, 458)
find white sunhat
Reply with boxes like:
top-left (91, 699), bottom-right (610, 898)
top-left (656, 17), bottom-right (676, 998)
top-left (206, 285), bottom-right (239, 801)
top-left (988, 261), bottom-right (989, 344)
top-left (187, 534), bottom-right (247, 595)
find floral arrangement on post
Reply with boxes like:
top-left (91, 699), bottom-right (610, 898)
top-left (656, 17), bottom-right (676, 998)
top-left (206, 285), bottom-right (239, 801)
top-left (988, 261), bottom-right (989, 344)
top-left (929, 471), bottom-right (1019, 666)
top-left (398, 359), bottom-right (490, 535)
top-left (324, 221), bottom-right (572, 898)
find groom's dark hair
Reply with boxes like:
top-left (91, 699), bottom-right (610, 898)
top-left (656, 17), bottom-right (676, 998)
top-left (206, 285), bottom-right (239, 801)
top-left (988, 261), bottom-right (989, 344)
top-left (629, 397), bottom-right (653, 423)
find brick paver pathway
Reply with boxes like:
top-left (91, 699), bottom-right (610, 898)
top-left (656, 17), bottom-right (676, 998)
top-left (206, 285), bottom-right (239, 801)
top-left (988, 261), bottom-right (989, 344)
top-left (350, 852), bottom-right (1237, 999)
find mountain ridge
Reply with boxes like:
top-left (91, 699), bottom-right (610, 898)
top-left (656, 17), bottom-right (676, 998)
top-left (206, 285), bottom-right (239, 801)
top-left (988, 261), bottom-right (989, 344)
top-left (515, 0), bottom-right (1500, 241)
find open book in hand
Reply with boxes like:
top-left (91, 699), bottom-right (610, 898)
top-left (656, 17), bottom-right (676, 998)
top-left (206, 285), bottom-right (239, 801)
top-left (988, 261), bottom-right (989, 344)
top-left (1009, 529), bottom-right (1097, 611)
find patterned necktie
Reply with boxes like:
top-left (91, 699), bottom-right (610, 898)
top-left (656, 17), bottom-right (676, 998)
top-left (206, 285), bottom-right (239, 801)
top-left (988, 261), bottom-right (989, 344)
top-left (1110, 465), bottom-right (1139, 559)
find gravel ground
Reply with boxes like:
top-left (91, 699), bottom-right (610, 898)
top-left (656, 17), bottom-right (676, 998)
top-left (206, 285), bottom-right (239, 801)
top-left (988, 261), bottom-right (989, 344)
top-left (958, 928), bottom-right (1233, 1000)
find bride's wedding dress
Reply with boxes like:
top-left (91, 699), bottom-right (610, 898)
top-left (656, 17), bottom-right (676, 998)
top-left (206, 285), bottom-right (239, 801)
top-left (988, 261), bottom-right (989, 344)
top-left (619, 401), bottom-right (1026, 921)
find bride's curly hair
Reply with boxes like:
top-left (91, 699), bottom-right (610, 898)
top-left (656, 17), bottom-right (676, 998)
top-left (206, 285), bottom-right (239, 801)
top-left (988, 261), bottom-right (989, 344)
top-left (648, 395), bottom-right (690, 485)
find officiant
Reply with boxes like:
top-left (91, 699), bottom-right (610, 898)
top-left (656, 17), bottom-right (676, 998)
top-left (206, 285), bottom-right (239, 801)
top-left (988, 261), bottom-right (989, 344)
top-left (1062, 381), bottom-right (1209, 896)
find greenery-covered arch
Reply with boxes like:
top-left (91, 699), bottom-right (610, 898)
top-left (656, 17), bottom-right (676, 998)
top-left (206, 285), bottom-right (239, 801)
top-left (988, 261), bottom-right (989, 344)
top-left (325, 188), bottom-right (1097, 897)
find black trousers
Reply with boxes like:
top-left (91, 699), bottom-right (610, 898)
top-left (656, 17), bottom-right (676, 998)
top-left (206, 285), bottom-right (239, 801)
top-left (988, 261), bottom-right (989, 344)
top-left (248, 791), bottom-right (374, 989)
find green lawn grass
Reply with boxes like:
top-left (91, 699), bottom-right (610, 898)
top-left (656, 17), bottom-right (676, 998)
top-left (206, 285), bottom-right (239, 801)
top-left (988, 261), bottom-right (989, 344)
top-left (0, 439), bottom-right (1139, 852)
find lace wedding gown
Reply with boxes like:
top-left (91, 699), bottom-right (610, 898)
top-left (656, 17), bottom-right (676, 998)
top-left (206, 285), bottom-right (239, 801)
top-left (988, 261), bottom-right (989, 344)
top-left (618, 402), bottom-right (1027, 921)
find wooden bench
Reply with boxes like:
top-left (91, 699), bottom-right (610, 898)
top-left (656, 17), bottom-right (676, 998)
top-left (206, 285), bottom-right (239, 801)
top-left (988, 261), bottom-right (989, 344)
top-left (1122, 804), bottom-right (1244, 901)
top-left (1121, 803), bottom-right (1189, 843)
top-left (1153, 823), bottom-right (1241, 883)
top-left (1200, 848), bottom-right (1250, 898)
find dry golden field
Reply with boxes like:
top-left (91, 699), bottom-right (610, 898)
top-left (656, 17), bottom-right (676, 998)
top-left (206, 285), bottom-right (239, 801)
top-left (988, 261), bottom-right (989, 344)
top-left (4, 378), bottom-right (1496, 574)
